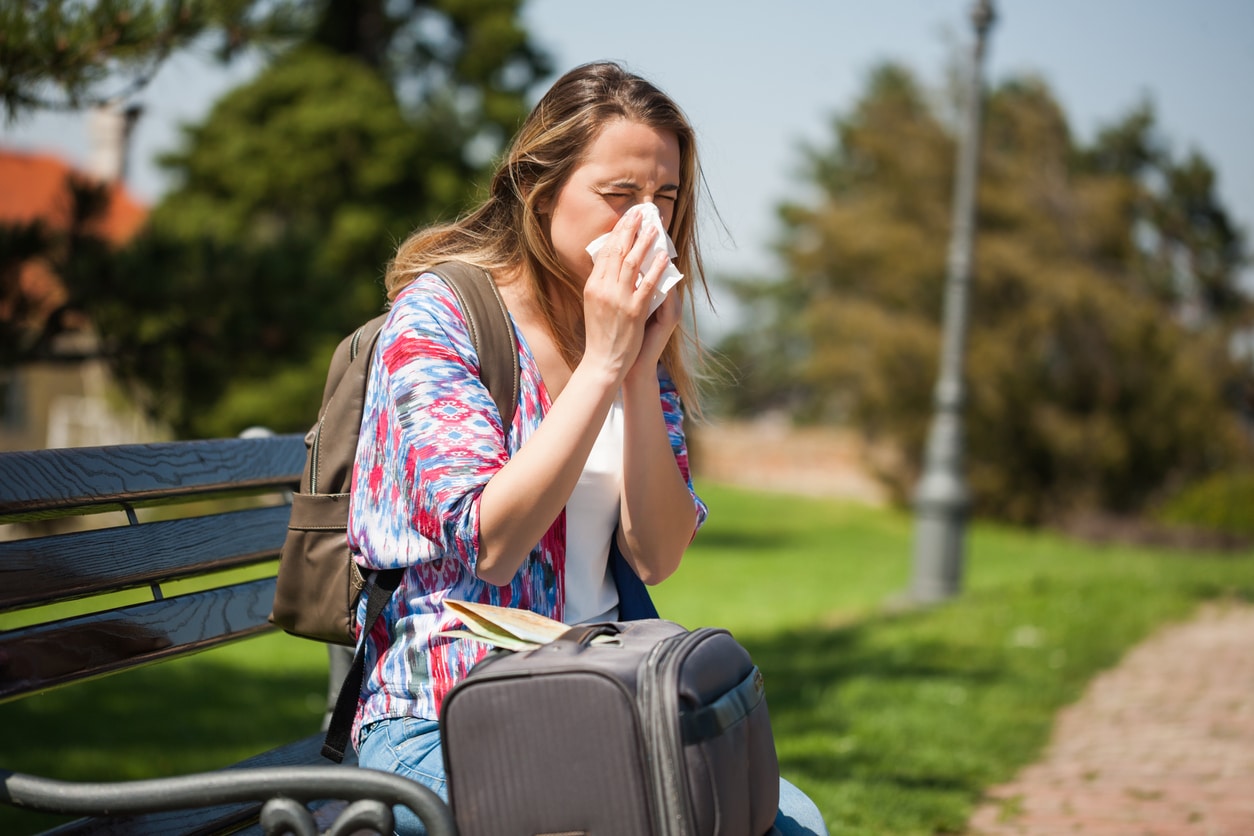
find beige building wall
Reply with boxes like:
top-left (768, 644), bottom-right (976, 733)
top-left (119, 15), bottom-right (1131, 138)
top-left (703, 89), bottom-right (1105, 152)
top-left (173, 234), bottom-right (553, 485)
top-left (1, 331), bottom-right (165, 452)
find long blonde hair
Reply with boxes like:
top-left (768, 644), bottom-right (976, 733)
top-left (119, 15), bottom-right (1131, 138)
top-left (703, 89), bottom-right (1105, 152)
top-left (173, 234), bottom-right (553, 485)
top-left (384, 61), bottom-right (708, 414)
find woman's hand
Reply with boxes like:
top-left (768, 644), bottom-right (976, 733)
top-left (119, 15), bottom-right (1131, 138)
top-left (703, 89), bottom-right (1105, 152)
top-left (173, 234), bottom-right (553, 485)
top-left (627, 280), bottom-right (681, 386)
top-left (476, 208), bottom-right (672, 585)
top-left (581, 209), bottom-right (672, 384)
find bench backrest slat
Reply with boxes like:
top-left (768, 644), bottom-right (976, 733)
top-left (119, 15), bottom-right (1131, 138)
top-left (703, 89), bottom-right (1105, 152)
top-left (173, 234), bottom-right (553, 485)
top-left (0, 435), bottom-right (306, 522)
top-left (0, 578), bottom-right (277, 703)
top-left (0, 505), bottom-right (291, 614)
top-left (0, 434), bottom-right (373, 835)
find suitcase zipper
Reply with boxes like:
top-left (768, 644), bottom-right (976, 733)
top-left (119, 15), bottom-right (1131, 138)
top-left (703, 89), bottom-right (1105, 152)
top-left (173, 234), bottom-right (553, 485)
top-left (639, 627), bottom-right (724, 836)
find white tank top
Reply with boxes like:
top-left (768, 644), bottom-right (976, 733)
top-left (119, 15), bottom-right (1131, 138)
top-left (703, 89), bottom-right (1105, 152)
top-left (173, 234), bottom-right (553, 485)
top-left (562, 399), bottom-right (623, 625)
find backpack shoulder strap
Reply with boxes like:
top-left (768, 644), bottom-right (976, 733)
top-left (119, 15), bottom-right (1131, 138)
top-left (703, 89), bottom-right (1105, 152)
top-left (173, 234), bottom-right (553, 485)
top-left (304, 314), bottom-right (388, 497)
top-left (430, 261), bottom-right (520, 427)
top-left (321, 314), bottom-right (387, 404)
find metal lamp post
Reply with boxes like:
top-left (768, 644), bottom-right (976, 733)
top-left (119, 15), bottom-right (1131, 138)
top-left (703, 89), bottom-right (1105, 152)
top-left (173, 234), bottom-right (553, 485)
top-left (909, 0), bottom-right (996, 603)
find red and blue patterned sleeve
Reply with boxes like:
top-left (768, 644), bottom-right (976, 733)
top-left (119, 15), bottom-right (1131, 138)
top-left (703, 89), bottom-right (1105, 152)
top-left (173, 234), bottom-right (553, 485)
top-left (658, 366), bottom-right (709, 536)
top-left (349, 273), bottom-right (507, 575)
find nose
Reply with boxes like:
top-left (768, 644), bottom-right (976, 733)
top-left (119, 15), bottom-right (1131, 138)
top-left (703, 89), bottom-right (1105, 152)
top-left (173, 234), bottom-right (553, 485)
top-left (638, 197), bottom-right (673, 231)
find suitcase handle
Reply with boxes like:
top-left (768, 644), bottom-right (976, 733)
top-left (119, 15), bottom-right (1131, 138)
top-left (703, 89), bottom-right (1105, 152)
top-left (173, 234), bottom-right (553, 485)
top-left (681, 665), bottom-right (767, 744)
top-left (557, 622), bottom-right (621, 647)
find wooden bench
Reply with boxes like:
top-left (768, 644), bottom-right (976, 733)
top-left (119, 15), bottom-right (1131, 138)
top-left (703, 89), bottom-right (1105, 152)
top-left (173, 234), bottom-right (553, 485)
top-left (0, 434), bottom-right (455, 835)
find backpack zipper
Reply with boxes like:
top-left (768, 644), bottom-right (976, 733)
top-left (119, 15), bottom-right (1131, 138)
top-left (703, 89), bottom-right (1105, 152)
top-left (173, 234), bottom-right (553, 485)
top-left (308, 415), bottom-right (326, 495)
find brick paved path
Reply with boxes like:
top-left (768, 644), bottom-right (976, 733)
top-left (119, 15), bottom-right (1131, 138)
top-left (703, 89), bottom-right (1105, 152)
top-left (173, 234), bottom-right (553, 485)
top-left (967, 601), bottom-right (1254, 835)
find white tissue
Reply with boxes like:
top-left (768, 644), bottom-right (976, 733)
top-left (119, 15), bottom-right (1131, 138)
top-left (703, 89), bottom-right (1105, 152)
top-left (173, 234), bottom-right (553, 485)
top-left (585, 202), bottom-right (685, 315)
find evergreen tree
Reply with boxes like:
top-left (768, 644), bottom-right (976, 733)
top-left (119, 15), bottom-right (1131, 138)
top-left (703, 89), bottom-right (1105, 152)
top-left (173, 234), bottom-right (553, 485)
top-left (0, 0), bottom-right (299, 119)
top-left (719, 63), bottom-right (1251, 524)
top-left (5, 1), bottom-right (551, 437)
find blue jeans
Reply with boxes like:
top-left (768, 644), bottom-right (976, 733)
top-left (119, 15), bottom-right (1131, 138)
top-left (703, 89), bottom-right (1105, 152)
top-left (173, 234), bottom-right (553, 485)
top-left (358, 716), bottom-right (828, 835)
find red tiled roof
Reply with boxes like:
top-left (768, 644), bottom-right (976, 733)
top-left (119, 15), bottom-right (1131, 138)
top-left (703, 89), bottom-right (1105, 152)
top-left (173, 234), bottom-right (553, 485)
top-left (0, 148), bottom-right (149, 340)
top-left (0, 148), bottom-right (148, 242)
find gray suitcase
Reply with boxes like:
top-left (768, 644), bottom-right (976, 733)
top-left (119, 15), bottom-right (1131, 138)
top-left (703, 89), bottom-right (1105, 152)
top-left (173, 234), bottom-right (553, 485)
top-left (440, 619), bottom-right (779, 836)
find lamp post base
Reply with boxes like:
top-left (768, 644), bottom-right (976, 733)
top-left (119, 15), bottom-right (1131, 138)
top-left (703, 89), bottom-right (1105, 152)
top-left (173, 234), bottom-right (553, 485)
top-left (909, 502), bottom-right (967, 603)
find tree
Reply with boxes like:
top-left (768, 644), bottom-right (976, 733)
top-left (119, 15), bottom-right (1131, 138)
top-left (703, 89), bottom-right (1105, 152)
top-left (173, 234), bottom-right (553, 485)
top-left (0, 176), bottom-right (119, 365)
top-left (5, 0), bottom-right (551, 437)
top-left (718, 63), bottom-right (1252, 524)
top-left (0, 0), bottom-right (299, 119)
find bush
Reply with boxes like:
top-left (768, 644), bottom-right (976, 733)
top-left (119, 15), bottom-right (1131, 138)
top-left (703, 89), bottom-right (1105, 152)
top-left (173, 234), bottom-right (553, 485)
top-left (1159, 471), bottom-right (1254, 537)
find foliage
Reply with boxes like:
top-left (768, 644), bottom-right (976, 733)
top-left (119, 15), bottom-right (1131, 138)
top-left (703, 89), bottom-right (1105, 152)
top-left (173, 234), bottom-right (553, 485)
top-left (0, 218), bottom-right (59, 363)
top-left (0, 0), bottom-right (301, 119)
top-left (1158, 470), bottom-right (1254, 537)
top-left (717, 63), bottom-right (1253, 524)
top-left (8, 0), bottom-right (552, 437)
top-left (81, 45), bottom-right (444, 433)
top-left (0, 175), bottom-right (118, 364)
top-left (4, 484), bottom-right (1252, 834)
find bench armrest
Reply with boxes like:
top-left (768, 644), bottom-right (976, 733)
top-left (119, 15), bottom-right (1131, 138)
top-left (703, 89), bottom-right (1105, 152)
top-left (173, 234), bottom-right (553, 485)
top-left (1, 766), bottom-right (456, 836)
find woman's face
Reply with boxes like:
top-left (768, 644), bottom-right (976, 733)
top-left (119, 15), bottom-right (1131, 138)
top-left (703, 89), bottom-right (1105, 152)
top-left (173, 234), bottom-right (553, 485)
top-left (541, 118), bottom-right (682, 284)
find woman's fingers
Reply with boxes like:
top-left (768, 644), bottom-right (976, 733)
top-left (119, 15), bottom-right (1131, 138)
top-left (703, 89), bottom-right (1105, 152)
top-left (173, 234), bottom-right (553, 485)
top-left (592, 211), bottom-right (666, 311)
top-left (600, 208), bottom-right (645, 266)
top-left (611, 220), bottom-right (659, 291)
top-left (635, 250), bottom-right (670, 299)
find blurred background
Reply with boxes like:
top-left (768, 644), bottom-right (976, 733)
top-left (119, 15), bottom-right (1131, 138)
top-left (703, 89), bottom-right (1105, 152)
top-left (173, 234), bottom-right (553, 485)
top-left (4, 5), bottom-right (1254, 833)
top-left (3, 0), bottom-right (1253, 539)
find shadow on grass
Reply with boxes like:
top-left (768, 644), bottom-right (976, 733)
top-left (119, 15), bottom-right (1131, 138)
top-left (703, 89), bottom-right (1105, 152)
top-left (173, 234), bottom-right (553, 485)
top-left (745, 613), bottom-right (1000, 757)
top-left (693, 527), bottom-right (809, 552)
top-left (736, 605), bottom-right (1058, 833)
top-left (7, 569), bottom-right (1249, 835)
top-left (734, 573), bottom-right (1254, 834)
top-left (0, 657), bottom-right (328, 834)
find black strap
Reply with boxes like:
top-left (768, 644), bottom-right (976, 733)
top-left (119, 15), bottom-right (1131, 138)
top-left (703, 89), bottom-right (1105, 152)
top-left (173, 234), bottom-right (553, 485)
top-left (322, 568), bottom-right (404, 762)
top-left (611, 534), bottom-right (659, 620)
top-left (321, 262), bottom-right (519, 763)
top-left (557, 622), bottom-right (622, 647)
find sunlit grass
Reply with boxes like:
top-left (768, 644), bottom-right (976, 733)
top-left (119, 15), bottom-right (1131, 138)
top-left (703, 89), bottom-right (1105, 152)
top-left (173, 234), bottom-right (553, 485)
top-left (664, 483), bottom-right (1254, 834)
top-left (653, 483), bottom-right (916, 634)
top-left (3, 481), bottom-right (1252, 834)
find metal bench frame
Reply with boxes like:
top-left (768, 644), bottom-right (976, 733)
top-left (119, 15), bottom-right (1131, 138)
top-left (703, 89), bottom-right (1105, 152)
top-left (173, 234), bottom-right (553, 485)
top-left (0, 435), bottom-right (455, 835)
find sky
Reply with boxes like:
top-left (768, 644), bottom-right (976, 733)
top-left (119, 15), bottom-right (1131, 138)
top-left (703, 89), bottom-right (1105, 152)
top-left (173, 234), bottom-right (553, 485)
top-left (3, 0), bottom-right (1252, 324)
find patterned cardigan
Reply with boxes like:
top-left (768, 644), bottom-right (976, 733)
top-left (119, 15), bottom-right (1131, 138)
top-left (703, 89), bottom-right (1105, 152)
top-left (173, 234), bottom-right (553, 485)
top-left (347, 271), bottom-right (706, 743)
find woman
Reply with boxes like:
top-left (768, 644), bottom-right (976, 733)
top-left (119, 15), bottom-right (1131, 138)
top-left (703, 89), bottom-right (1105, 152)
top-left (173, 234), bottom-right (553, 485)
top-left (348, 61), bottom-right (827, 835)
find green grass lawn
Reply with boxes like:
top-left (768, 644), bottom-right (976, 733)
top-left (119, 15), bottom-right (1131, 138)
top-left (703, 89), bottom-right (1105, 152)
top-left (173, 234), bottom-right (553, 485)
top-left (3, 481), bottom-right (1252, 834)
